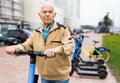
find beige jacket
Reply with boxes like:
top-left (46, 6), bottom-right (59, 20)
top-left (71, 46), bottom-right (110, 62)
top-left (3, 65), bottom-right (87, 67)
top-left (15, 22), bottom-right (75, 80)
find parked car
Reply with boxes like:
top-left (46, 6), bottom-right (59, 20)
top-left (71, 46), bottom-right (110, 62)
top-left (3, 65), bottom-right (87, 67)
top-left (3, 29), bottom-right (32, 43)
top-left (95, 25), bottom-right (110, 33)
top-left (23, 29), bottom-right (33, 37)
top-left (0, 33), bottom-right (18, 46)
top-left (69, 28), bottom-right (84, 35)
top-left (73, 29), bottom-right (84, 34)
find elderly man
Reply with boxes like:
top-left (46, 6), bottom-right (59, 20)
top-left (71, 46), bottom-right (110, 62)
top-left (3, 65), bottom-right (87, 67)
top-left (5, 2), bottom-right (75, 83)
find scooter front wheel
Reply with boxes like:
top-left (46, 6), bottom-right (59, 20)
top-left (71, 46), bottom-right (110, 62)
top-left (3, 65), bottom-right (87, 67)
top-left (97, 58), bottom-right (104, 65)
top-left (98, 69), bottom-right (108, 79)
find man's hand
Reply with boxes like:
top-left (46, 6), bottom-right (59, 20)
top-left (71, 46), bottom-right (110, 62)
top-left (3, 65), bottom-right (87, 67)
top-left (5, 46), bottom-right (16, 56)
top-left (44, 48), bottom-right (57, 58)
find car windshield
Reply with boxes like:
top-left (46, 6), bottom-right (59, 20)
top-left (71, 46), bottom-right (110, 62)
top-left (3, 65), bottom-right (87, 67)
top-left (23, 29), bottom-right (33, 37)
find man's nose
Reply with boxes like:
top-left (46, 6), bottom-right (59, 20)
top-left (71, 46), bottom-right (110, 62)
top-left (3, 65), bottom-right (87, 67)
top-left (46, 12), bottom-right (50, 16)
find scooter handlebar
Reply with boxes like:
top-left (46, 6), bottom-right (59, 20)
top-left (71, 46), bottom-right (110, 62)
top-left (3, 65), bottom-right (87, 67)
top-left (14, 50), bottom-right (46, 57)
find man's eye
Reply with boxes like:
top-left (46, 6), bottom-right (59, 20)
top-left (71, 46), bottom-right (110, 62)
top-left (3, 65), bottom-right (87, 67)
top-left (49, 11), bottom-right (53, 13)
top-left (43, 11), bottom-right (47, 13)
top-left (42, 11), bottom-right (53, 14)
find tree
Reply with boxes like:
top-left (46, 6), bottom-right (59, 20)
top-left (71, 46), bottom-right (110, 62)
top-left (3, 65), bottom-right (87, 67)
top-left (103, 12), bottom-right (112, 27)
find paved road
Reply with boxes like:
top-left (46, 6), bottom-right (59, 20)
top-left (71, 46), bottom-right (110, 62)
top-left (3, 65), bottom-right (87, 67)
top-left (0, 32), bottom-right (117, 83)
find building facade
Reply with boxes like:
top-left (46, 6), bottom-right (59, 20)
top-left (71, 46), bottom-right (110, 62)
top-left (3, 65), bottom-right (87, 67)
top-left (53, 0), bottom-right (81, 28)
top-left (0, 0), bottom-right (30, 31)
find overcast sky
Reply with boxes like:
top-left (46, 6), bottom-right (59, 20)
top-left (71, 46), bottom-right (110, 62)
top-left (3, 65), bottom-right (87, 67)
top-left (80, 0), bottom-right (120, 27)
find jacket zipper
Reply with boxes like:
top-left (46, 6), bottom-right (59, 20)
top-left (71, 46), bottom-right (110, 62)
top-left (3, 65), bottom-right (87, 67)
top-left (44, 31), bottom-right (53, 46)
top-left (43, 27), bottom-right (58, 46)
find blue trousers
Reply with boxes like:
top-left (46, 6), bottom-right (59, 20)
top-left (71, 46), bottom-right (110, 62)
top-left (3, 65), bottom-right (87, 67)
top-left (41, 78), bottom-right (69, 83)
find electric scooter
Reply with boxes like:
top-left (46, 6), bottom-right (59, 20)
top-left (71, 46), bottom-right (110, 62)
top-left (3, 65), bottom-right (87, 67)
top-left (73, 42), bottom-right (106, 71)
top-left (14, 50), bottom-right (46, 83)
top-left (72, 35), bottom-right (105, 66)
top-left (70, 35), bottom-right (108, 79)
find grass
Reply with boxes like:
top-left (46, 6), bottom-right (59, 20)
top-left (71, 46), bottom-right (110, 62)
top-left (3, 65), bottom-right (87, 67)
top-left (102, 34), bottom-right (120, 82)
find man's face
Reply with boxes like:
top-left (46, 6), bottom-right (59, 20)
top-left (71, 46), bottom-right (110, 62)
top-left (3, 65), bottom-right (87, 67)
top-left (38, 5), bottom-right (56, 25)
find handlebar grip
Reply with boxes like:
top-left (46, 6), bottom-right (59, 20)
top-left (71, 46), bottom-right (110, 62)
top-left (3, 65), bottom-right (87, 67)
top-left (14, 50), bottom-right (26, 54)
top-left (32, 51), bottom-right (46, 56)
top-left (14, 50), bottom-right (46, 57)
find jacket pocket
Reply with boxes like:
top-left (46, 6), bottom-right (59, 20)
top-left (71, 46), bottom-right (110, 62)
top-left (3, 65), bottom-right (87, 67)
top-left (51, 40), bottom-right (63, 47)
top-left (51, 41), bottom-right (61, 43)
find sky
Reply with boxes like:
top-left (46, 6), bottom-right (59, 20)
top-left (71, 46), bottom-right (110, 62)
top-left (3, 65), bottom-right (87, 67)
top-left (80, 0), bottom-right (120, 27)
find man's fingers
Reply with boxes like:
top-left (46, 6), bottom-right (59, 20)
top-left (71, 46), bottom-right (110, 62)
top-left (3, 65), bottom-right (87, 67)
top-left (44, 49), bottom-right (56, 58)
top-left (5, 46), bottom-right (16, 55)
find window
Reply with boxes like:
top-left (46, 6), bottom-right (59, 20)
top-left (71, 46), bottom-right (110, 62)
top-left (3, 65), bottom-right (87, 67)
top-left (0, 8), bottom-right (1, 14)
top-left (14, 0), bottom-right (22, 3)
top-left (9, 25), bottom-right (17, 29)
top-left (13, 11), bottom-right (22, 17)
top-left (13, 4), bottom-right (22, 10)
top-left (1, 24), bottom-right (8, 31)
top-left (1, 8), bottom-right (12, 16)
top-left (1, 1), bottom-right (12, 8)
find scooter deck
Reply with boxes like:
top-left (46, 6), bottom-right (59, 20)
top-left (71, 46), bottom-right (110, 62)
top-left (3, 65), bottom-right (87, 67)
top-left (79, 66), bottom-right (99, 71)
top-left (77, 70), bottom-right (99, 76)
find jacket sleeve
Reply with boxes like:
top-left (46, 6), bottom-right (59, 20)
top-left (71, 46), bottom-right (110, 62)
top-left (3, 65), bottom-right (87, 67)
top-left (54, 28), bottom-right (75, 56)
top-left (14, 32), bottom-right (34, 51)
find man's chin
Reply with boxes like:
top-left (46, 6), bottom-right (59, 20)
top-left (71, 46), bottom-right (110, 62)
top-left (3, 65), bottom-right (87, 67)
top-left (44, 21), bottom-right (53, 24)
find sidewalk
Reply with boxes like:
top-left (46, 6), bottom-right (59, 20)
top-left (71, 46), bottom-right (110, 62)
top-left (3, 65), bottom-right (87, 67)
top-left (0, 32), bottom-right (117, 83)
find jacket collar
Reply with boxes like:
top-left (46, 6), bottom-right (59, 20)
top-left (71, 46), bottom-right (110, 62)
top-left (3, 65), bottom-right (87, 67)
top-left (37, 22), bottom-right (58, 33)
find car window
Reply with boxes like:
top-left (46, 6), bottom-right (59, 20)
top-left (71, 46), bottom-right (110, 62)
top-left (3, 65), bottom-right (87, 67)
top-left (23, 29), bottom-right (33, 37)
top-left (7, 30), bottom-right (20, 36)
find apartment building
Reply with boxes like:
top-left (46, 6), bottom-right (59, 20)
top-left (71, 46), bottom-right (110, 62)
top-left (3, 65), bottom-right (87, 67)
top-left (50, 0), bottom-right (81, 28)
top-left (0, 0), bottom-right (30, 31)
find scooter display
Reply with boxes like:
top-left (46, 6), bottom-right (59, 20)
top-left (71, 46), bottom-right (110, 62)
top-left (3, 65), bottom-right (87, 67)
top-left (14, 50), bottom-right (46, 83)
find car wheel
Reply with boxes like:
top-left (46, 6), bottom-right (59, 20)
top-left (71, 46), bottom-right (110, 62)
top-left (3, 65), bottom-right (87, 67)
top-left (17, 38), bottom-right (22, 43)
top-left (0, 41), bottom-right (6, 46)
top-left (12, 39), bottom-right (18, 45)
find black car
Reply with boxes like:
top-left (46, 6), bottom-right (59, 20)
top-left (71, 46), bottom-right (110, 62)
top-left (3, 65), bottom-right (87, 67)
top-left (4, 29), bottom-right (32, 43)
top-left (0, 34), bottom-right (18, 46)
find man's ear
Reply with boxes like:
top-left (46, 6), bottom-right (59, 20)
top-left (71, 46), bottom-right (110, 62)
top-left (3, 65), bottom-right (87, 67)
top-left (38, 13), bottom-right (41, 18)
top-left (38, 13), bottom-right (40, 17)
